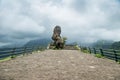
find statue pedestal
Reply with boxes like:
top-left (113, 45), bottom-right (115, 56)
top-left (48, 44), bottom-right (78, 50)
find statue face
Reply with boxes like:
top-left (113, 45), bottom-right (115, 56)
top-left (54, 26), bottom-right (61, 34)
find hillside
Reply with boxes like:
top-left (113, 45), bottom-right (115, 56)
top-left (91, 40), bottom-right (114, 49)
top-left (24, 38), bottom-right (51, 47)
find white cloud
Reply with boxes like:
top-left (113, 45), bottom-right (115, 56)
top-left (0, 0), bottom-right (45, 40)
top-left (0, 0), bottom-right (120, 45)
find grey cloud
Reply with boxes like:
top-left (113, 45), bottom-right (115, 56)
top-left (72, 0), bottom-right (88, 13)
top-left (70, 0), bottom-right (120, 33)
top-left (0, 0), bottom-right (45, 46)
top-left (0, 0), bottom-right (120, 46)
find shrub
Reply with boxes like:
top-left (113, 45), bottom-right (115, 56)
top-left (82, 47), bottom-right (87, 50)
top-left (117, 60), bottom-right (120, 64)
top-left (62, 37), bottom-right (67, 46)
top-left (0, 57), bottom-right (11, 62)
top-left (80, 47), bottom-right (89, 53)
top-left (11, 55), bottom-right (16, 59)
top-left (74, 45), bottom-right (80, 50)
top-left (82, 50), bottom-right (89, 53)
top-left (95, 54), bottom-right (104, 58)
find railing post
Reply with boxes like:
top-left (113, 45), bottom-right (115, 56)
top-left (113, 50), bottom-right (118, 62)
top-left (37, 46), bottom-right (40, 51)
top-left (38, 46), bottom-right (41, 50)
top-left (30, 47), bottom-right (32, 54)
top-left (23, 47), bottom-right (26, 56)
top-left (93, 48), bottom-right (96, 54)
top-left (100, 49), bottom-right (104, 56)
top-left (88, 47), bottom-right (91, 54)
top-left (32, 46), bottom-right (34, 53)
top-left (11, 48), bottom-right (16, 58)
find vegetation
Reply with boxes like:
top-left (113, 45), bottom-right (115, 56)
top-left (81, 47), bottom-right (89, 53)
top-left (63, 37), bottom-right (67, 43)
top-left (95, 54), bottom-right (104, 58)
top-left (117, 61), bottom-right (120, 64)
top-left (111, 41), bottom-right (120, 50)
top-left (39, 47), bottom-right (46, 51)
top-left (0, 57), bottom-right (11, 62)
top-left (74, 45), bottom-right (80, 50)
top-left (49, 37), bottom-right (67, 50)
top-left (82, 50), bottom-right (89, 53)
top-left (91, 40), bottom-right (120, 50)
top-left (11, 55), bottom-right (17, 59)
top-left (92, 40), bottom-right (113, 49)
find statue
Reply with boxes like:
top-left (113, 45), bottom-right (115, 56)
top-left (52, 25), bottom-right (64, 49)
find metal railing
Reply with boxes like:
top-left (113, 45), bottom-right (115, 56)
top-left (81, 47), bottom-right (120, 62)
top-left (0, 46), bottom-right (45, 59)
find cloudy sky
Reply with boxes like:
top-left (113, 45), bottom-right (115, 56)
top-left (0, 0), bottom-right (120, 46)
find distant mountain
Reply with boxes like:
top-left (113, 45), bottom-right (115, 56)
top-left (24, 38), bottom-right (51, 47)
top-left (91, 40), bottom-right (114, 49)
top-left (0, 42), bottom-right (26, 48)
top-left (111, 41), bottom-right (120, 50)
top-left (0, 38), bottom-right (52, 49)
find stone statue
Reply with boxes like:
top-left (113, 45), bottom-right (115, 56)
top-left (52, 26), bottom-right (64, 49)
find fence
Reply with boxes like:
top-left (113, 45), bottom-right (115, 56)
top-left (81, 47), bottom-right (120, 62)
top-left (0, 46), bottom-right (45, 60)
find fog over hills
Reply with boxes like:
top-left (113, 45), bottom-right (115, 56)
top-left (0, 0), bottom-right (120, 47)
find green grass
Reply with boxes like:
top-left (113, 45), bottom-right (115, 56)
top-left (74, 45), bottom-right (80, 50)
top-left (95, 54), bottom-right (104, 58)
top-left (80, 47), bottom-right (90, 53)
top-left (81, 48), bottom-right (89, 53)
top-left (82, 50), bottom-right (89, 53)
top-left (117, 60), bottom-right (120, 64)
top-left (0, 55), bottom-right (17, 62)
top-left (11, 55), bottom-right (17, 59)
top-left (0, 57), bottom-right (11, 62)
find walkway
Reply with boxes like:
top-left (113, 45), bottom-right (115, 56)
top-left (0, 50), bottom-right (120, 80)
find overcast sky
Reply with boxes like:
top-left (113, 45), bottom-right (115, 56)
top-left (0, 0), bottom-right (120, 46)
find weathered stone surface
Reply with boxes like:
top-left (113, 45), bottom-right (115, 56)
top-left (51, 26), bottom-right (64, 49)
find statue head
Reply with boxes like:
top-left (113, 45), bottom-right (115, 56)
top-left (53, 25), bottom-right (61, 35)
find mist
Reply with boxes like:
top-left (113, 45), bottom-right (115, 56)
top-left (0, 0), bottom-right (120, 46)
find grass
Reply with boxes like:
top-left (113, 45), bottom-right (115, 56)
top-left (82, 50), bottom-right (90, 53)
top-left (0, 55), bottom-right (18, 62)
top-left (11, 55), bottom-right (17, 59)
top-left (81, 48), bottom-right (89, 53)
top-left (80, 47), bottom-right (90, 54)
top-left (74, 45), bottom-right (80, 50)
top-left (117, 60), bottom-right (120, 64)
top-left (0, 57), bottom-right (11, 62)
top-left (95, 53), bottom-right (104, 58)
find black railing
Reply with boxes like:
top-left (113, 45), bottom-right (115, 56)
top-left (80, 47), bottom-right (120, 62)
top-left (0, 46), bottom-right (45, 60)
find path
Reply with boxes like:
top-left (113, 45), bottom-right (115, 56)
top-left (0, 50), bottom-right (120, 80)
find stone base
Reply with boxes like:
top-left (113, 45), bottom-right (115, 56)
top-left (48, 44), bottom-right (78, 50)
